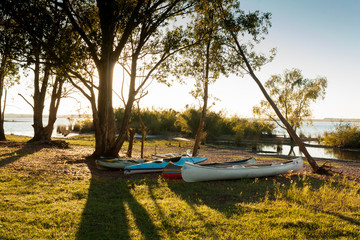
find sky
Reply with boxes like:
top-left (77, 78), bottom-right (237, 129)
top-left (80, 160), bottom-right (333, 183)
top-left (6, 0), bottom-right (360, 119)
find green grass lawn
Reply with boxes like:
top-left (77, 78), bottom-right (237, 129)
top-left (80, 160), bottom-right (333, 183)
top-left (0, 136), bottom-right (359, 239)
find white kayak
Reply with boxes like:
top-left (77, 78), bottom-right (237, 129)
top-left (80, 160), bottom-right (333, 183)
top-left (96, 158), bottom-right (146, 169)
top-left (181, 158), bottom-right (303, 182)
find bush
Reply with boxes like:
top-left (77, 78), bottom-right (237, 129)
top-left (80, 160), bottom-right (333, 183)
top-left (114, 107), bottom-right (181, 135)
top-left (233, 119), bottom-right (275, 145)
top-left (323, 123), bottom-right (360, 148)
top-left (73, 118), bottom-right (94, 133)
top-left (175, 108), bottom-right (227, 139)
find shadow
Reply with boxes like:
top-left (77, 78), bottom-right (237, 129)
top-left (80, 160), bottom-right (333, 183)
top-left (167, 174), bottom-right (327, 217)
top-left (324, 211), bottom-right (360, 226)
top-left (0, 142), bottom-right (44, 167)
top-left (166, 177), bottom-right (273, 217)
top-left (76, 159), bottom-right (161, 240)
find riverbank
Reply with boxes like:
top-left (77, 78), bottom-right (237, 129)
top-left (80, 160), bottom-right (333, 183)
top-left (2, 134), bottom-right (360, 180)
top-left (1, 137), bottom-right (359, 239)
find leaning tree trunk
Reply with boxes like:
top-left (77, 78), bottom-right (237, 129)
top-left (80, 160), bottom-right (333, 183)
top-left (229, 31), bottom-right (321, 173)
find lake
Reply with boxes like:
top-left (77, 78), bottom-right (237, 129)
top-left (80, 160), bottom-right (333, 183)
top-left (3, 117), bottom-right (360, 161)
top-left (4, 117), bottom-right (76, 138)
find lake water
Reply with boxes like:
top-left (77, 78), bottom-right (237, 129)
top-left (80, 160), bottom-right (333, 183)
top-left (273, 120), bottom-right (360, 137)
top-left (4, 117), bottom-right (76, 138)
top-left (3, 118), bottom-right (360, 161)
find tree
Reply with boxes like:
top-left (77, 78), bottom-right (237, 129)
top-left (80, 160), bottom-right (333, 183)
top-left (2, 0), bottom-right (75, 142)
top-left (176, 1), bottom-right (236, 156)
top-left (220, 5), bottom-right (325, 173)
top-left (0, 15), bottom-right (21, 140)
top-left (253, 68), bottom-right (327, 145)
top-left (62, 0), bottom-right (194, 157)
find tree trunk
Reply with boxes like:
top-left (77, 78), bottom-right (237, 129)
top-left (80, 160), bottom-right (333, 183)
top-left (107, 52), bottom-right (139, 156)
top-left (29, 49), bottom-right (49, 142)
top-left (229, 32), bottom-right (320, 172)
top-left (137, 103), bottom-right (146, 158)
top-left (192, 37), bottom-right (211, 157)
top-left (42, 75), bottom-right (64, 141)
top-left (0, 53), bottom-right (7, 141)
top-left (127, 128), bottom-right (136, 157)
top-left (0, 79), bottom-right (6, 141)
top-left (93, 60), bottom-right (117, 156)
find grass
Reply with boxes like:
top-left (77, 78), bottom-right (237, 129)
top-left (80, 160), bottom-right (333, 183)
top-left (0, 136), bottom-right (360, 239)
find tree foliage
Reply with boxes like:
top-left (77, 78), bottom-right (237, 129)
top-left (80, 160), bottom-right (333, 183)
top-left (61, 0), bottom-right (195, 156)
top-left (323, 123), bottom-right (360, 148)
top-left (253, 68), bottom-right (327, 135)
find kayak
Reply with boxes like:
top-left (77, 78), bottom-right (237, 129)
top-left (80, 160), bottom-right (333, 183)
top-left (124, 156), bottom-right (207, 174)
top-left (182, 158), bottom-right (303, 182)
top-left (152, 150), bottom-right (192, 159)
top-left (96, 158), bottom-right (146, 169)
top-left (162, 157), bottom-right (257, 179)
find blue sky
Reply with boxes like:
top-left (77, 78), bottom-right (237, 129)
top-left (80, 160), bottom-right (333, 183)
top-left (6, 0), bottom-right (360, 119)
top-left (138, 0), bottom-right (360, 119)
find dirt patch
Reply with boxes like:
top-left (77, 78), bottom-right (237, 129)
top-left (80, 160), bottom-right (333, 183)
top-left (1, 141), bottom-right (359, 181)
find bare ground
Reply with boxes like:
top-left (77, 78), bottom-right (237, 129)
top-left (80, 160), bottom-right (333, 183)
top-left (0, 141), bottom-right (359, 182)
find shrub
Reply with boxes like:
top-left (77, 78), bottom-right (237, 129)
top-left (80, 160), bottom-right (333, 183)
top-left (233, 120), bottom-right (275, 145)
top-left (175, 108), bottom-right (227, 139)
top-left (114, 107), bottom-right (181, 135)
top-left (323, 123), bottom-right (360, 148)
top-left (73, 118), bottom-right (94, 133)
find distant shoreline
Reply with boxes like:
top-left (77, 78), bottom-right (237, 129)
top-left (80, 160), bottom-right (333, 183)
top-left (4, 113), bottom-right (360, 122)
top-left (4, 114), bottom-right (91, 119)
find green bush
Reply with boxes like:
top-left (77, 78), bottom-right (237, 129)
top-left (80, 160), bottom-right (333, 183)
top-left (233, 119), bottom-right (275, 145)
top-left (114, 107), bottom-right (181, 135)
top-left (175, 108), bottom-right (227, 139)
top-left (323, 123), bottom-right (360, 148)
top-left (113, 107), bottom-right (276, 142)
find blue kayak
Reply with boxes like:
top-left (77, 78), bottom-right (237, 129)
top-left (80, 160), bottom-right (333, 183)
top-left (124, 156), bottom-right (207, 174)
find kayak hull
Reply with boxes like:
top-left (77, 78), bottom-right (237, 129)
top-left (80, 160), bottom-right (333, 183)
top-left (124, 157), bottom-right (207, 174)
top-left (96, 158), bottom-right (146, 169)
top-left (182, 158), bottom-right (303, 182)
top-left (163, 157), bottom-right (257, 179)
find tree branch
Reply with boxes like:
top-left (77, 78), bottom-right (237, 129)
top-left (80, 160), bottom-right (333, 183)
top-left (18, 93), bottom-right (34, 109)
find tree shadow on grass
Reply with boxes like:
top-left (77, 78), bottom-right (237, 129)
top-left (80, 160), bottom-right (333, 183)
top-left (76, 159), bottom-right (161, 240)
top-left (166, 175), bottom-right (328, 216)
top-left (167, 174), bottom-right (360, 238)
top-left (0, 142), bottom-right (44, 167)
top-left (166, 177), bottom-right (280, 215)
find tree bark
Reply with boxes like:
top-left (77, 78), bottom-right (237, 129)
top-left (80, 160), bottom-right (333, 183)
top-left (107, 51), bottom-right (140, 156)
top-left (29, 48), bottom-right (48, 142)
top-left (229, 31), bottom-right (320, 172)
top-left (192, 36), bottom-right (211, 157)
top-left (137, 103), bottom-right (146, 158)
top-left (93, 60), bottom-right (117, 156)
top-left (0, 52), bottom-right (8, 141)
top-left (127, 128), bottom-right (136, 157)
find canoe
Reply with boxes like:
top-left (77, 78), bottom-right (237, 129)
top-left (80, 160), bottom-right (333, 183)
top-left (124, 156), bottom-right (207, 174)
top-left (162, 157), bottom-right (256, 179)
top-left (152, 151), bottom-right (192, 159)
top-left (96, 158), bottom-right (146, 169)
top-left (181, 158), bottom-right (303, 182)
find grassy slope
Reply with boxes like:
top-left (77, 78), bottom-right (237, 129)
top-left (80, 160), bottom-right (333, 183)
top-left (0, 136), bottom-right (359, 239)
